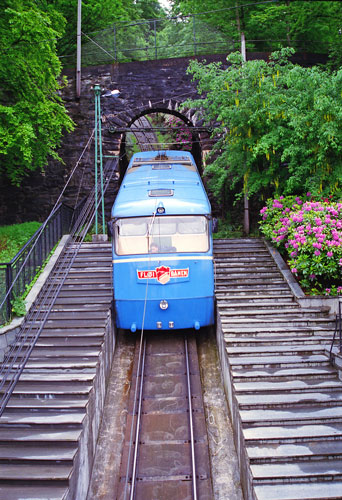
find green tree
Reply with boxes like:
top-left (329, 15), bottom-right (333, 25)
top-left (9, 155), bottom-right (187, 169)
top-left (0, 1), bottom-right (74, 185)
top-left (171, 0), bottom-right (342, 53)
top-left (184, 48), bottom-right (342, 204)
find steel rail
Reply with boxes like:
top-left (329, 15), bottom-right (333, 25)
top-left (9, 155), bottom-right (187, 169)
top-left (129, 335), bottom-right (147, 500)
top-left (184, 336), bottom-right (198, 500)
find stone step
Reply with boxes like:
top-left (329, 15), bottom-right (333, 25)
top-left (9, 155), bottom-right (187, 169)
top-left (0, 485), bottom-right (68, 500)
top-left (214, 237), bottom-right (342, 498)
top-left (226, 335), bottom-right (331, 347)
top-left (240, 406), bottom-right (342, 427)
top-left (5, 396), bottom-right (88, 410)
top-left (215, 274), bottom-right (284, 282)
top-left (33, 336), bottom-right (103, 347)
top-left (215, 294), bottom-right (295, 303)
top-left (1, 381), bottom-right (92, 397)
top-left (228, 353), bottom-right (329, 369)
top-left (0, 443), bottom-right (77, 462)
top-left (236, 378), bottom-right (342, 395)
top-left (223, 326), bottom-right (333, 337)
top-left (218, 307), bottom-right (328, 317)
top-left (6, 358), bottom-right (98, 370)
top-left (247, 440), bottom-right (342, 463)
top-left (226, 344), bottom-right (328, 357)
top-left (0, 463), bottom-right (71, 481)
top-left (237, 391), bottom-right (342, 410)
top-left (232, 366), bottom-right (337, 383)
top-left (220, 317), bottom-right (335, 328)
top-left (0, 410), bottom-right (85, 427)
top-left (251, 459), bottom-right (342, 484)
top-left (215, 263), bottom-right (279, 271)
top-left (38, 318), bottom-right (108, 329)
top-left (254, 481), bottom-right (342, 500)
top-left (0, 428), bottom-right (82, 443)
top-left (243, 423), bottom-right (342, 444)
top-left (11, 345), bottom-right (102, 358)
top-left (53, 297), bottom-right (112, 306)
top-left (41, 303), bottom-right (110, 312)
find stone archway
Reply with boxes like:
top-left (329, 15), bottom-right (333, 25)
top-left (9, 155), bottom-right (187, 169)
top-left (112, 107), bottom-right (205, 179)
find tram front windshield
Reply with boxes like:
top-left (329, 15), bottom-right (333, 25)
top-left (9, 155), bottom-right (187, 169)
top-left (114, 215), bottom-right (209, 255)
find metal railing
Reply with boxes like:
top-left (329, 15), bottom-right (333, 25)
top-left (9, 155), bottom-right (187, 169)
top-left (0, 158), bottom-right (118, 416)
top-left (0, 200), bottom-right (85, 325)
top-left (59, 11), bottom-right (332, 68)
top-left (330, 300), bottom-right (342, 362)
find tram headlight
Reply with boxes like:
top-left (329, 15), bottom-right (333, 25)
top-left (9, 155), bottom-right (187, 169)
top-left (160, 300), bottom-right (168, 310)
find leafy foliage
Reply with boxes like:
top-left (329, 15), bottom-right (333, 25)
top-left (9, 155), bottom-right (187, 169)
top-left (171, 0), bottom-right (342, 53)
top-left (0, 221), bottom-right (41, 262)
top-left (259, 195), bottom-right (342, 295)
top-left (184, 48), bottom-right (342, 205)
top-left (0, 1), bottom-right (74, 185)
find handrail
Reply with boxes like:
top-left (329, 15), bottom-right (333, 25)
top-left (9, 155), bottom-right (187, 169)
top-left (0, 200), bottom-right (85, 325)
top-left (0, 158), bottom-right (118, 416)
top-left (329, 299), bottom-right (342, 362)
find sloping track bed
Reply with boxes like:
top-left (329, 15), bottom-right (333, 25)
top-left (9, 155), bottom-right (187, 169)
top-left (118, 330), bottom-right (213, 500)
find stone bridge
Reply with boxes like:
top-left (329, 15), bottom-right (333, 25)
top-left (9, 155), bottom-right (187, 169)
top-left (65, 54), bottom-right (230, 176)
top-left (0, 51), bottom-right (324, 224)
top-left (1, 54), bottom-right (229, 224)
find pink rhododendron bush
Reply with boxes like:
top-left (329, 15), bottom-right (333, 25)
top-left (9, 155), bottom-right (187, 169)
top-left (259, 195), bottom-right (342, 295)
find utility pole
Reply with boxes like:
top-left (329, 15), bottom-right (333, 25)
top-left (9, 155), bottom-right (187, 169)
top-left (241, 31), bottom-right (249, 235)
top-left (76, 0), bottom-right (82, 98)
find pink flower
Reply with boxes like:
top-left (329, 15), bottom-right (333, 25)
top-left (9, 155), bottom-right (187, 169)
top-left (327, 251), bottom-right (333, 257)
top-left (291, 268), bottom-right (298, 273)
top-left (314, 250), bottom-right (320, 256)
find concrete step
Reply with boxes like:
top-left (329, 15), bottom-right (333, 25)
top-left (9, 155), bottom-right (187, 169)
top-left (0, 485), bottom-right (68, 500)
top-left (240, 406), bottom-right (342, 427)
top-left (243, 423), bottom-right (342, 444)
top-left (218, 306), bottom-right (329, 317)
top-left (223, 326), bottom-right (334, 337)
top-left (236, 378), bottom-right (342, 395)
top-left (228, 353), bottom-right (330, 369)
top-left (251, 459), bottom-right (342, 484)
top-left (254, 481), bottom-right (342, 500)
top-left (226, 343), bottom-right (329, 357)
top-left (0, 242), bottom-right (114, 499)
top-left (247, 439), bottom-right (342, 463)
top-left (237, 391), bottom-right (342, 410)
top-left (226, 335), bottom-right (331, 347)
top-left (215, 294), bottom-right (295, 303)
top-left (215, 237), bottom-right (342, 499)
top-left (232, 366), bottom-right (337, 383)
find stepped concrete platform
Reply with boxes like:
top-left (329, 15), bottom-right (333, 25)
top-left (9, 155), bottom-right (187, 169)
top-left (0, 242), bottom-right (115, 500)
top-left (214, 238), bottom-right (341, 500)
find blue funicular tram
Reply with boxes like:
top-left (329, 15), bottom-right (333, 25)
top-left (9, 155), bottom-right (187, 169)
top-left (109, 150), bottom-right (215, 332)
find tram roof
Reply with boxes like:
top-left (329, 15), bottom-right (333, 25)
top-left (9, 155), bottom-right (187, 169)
top-left (112, 151), bottom-right (211, 218)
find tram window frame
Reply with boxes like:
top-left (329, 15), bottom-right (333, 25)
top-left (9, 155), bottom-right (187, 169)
top-left (114, 215), bottom-right (210, 256)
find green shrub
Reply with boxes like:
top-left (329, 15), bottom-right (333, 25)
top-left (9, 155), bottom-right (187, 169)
top-left (0, 222), bottom-right (41, 262)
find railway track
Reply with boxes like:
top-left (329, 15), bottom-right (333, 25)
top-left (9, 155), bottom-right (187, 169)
top-left (117, 330), bottom-right (213, 500)
top-left (131, 117), bottom-right (159, 151)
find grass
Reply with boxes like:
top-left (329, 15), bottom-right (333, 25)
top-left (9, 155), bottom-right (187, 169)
top-left (0, 222), bottom-right (41, 262)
